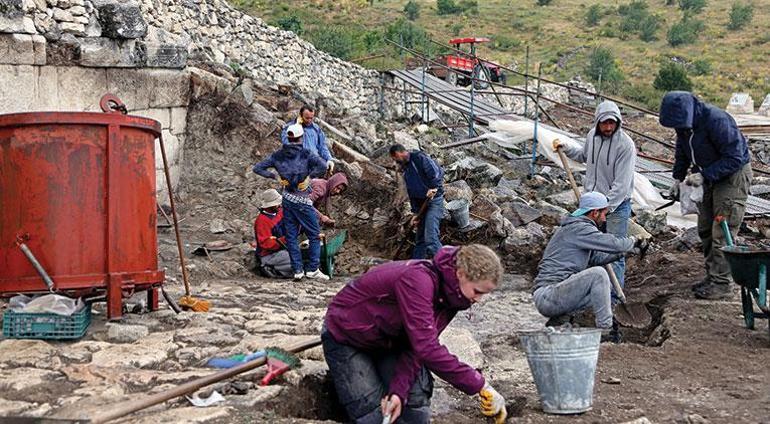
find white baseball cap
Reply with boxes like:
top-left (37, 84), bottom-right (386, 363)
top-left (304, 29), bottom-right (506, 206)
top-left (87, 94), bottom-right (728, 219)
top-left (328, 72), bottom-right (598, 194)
top-left (286, 123), bottom-right (304, 138)
top-left (571, 191), bottom-right (609, 216)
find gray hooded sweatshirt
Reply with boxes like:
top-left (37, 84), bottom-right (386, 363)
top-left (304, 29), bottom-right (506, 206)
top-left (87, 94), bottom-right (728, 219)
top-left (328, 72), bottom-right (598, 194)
top-left (533, 215), bottom-right (635, 292)
top-left (562, 100), bottom-right (636, 211)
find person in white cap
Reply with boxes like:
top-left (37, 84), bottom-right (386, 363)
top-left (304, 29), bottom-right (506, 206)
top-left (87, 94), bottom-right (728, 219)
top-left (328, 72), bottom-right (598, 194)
top-left (553, 100), bottom-right (636, 288)
top-left (254, 189), bottom-right (293, 278)
top-left (253, 123), bottom-right (329, 281)
top-left (532, 192), bottom-right (647, 342)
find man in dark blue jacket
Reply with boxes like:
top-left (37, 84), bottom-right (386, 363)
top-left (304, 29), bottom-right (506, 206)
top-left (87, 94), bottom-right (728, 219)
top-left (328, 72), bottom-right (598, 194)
top-left (660, 91), bottom-right (752, 300)
top-left (390, 144), bottom-right (445, 259)
top-left (254, 123), bottom-right (330, 282)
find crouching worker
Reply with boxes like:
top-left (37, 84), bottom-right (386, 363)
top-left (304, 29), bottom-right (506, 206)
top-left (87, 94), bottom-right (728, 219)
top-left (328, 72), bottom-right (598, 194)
top-left (532, 192), bottom-right (647, 341)
top-left (310, 172), bottom-right (348, 227)
top-left (254, 189), bottom-right (292, 278)
top-left (322, 244), bottom-right (508, 424)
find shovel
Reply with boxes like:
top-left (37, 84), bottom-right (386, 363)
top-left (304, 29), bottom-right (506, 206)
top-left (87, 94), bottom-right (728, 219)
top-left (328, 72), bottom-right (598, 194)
top-left (555, 146), bottom-right (652, 329)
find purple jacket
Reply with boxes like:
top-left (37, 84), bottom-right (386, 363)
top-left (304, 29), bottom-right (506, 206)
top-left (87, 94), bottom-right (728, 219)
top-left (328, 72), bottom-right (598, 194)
top-left (324, 246), bottom-right (485, 404)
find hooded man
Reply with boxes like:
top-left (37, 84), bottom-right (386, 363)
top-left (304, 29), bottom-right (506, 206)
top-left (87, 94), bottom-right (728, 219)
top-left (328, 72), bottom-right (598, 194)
top-left (253, 123), bottom-right (330, 282)
top-left (281, 104), bottom-right (335, 172)
top-left (659, 91), bottom-right (752, 300)
top-left (553, 100), bottom-right (636, 287)
top-left (533, 192), bottom-right (647, 342)
top-left (323, 244), bottom-right (507, 424)
top-left (309, 173), bottom-right (349, 227)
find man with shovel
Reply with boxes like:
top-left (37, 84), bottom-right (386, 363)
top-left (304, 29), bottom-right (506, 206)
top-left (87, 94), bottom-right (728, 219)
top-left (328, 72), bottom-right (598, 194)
top-left (553, 100), bottom-right (636, 287)
top-left (532, 192), bottom-right (648, 342)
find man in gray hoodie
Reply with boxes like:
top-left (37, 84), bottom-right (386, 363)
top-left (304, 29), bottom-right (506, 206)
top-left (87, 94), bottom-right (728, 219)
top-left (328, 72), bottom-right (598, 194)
top-left (533, 192), bottom-right (644, 339)
top-left (553, 100), bottom-right (636, 287)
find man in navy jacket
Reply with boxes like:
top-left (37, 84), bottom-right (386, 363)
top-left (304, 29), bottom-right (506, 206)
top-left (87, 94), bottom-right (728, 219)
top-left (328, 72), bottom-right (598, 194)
top-left (390, 144), bottom-right (445, 259)
top-left (660, 91), bottom-right (752, 299)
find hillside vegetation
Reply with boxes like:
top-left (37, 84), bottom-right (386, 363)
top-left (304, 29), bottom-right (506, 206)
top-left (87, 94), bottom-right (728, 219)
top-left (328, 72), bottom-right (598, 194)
top-left (232, 0), bottom-right (770, 110)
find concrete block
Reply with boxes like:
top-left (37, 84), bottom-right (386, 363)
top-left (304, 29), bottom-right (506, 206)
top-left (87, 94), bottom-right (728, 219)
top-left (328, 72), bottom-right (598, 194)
top-left (78, 37), bottom-right (139, 67)
top-left (132, 107), bottom-right (170, 129)
top-left (170, 106), bottom-right (186, 134)
top-left (759, 94), bottom-right (770, 117)
top-left (31, 33), bottom-right (44, 64)
top-left (0, 33), bottom-right (34, 65)
top-left (105, 67), bottom-right (150, 110)
top-left (146, 68), bottom-right (190, 108)
top-left (726, 93), bottom-right (754, 115)
top-left (55, 65), bottom-right (107, 111)
top-left (0, 64), bottom-right (36, 113)
top-left (34, 65), bottom-right (58, 109)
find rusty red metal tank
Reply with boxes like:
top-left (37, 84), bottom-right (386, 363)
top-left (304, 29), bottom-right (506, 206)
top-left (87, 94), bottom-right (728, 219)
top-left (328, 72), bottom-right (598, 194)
top-left (0, 95), bottom-right (164, 320)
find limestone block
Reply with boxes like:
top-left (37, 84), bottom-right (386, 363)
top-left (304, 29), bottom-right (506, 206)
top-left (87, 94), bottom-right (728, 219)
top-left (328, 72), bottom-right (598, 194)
top-left (97, 1), bottom-right (147, 39)
top-left (59, 21), bottom-right (85, 35)
top-left (69, 4), bottom-right (85, 15)
top-left (78, 37), bottom-right (139, 67)
top-left (30, 0), bottom-right (45, 10)
top-left (84, 13), bottom-right (100, 36)
top-left (169, 106), bottom-right (186, 134)
top-left (132, 107), bottom-right (170, 129)
top-left (31, 33), bottom-right (44, 64)
top-left (759, 94), bottom-right (770, 117)
top-left (45, 32), bottom-right (79, 65)
top-left (726, 92), bottom-right (754, 115)
top-left (52, 7), bottom-right (73, 22)
top-left (136, 40), bottom-right (187, 68)
top-left (0, 0), bottom-right (25, 34)
top-left (0, 62), bottom-right (35, 112)
top-left (0, 367), bottom-right (62, 392)
top-left (155, 129), bottom-right (180, 169)
top-left (34, 65), bottom-right (58, 109)
top-left (0, 33), bottom-right (34, 64)
top-left (146, 68), bottom-right (190, 108)
top-left (105, 67), bottom-right (150, 110)
top-left (55, 65), bottom-right (107, 111)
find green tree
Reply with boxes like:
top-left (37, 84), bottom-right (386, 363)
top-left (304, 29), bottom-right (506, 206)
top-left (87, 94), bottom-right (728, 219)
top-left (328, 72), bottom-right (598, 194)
top-left (690, 59), bottom-right (712, 76)
top-left (403, 0), bottom-right (420, 20)
top-left (386, 18), bottom-right (433, 53)
top-left (310, 26), bottom-right (355, 60)
top-left (639, 15), bottom-right (661, 41)
top-left (273, 15), bottom-right (303, 35)
top-left (586, 46), bottom-right (625, 93)
top-left (667, 17), bottom-right (704, 46)
top-left (678, 0), bottom-right (706, 14)
top-left (585, 4), bottom-right (602, 26)
top-left (618, 0), bottom-right (649, 33)
top-left (654, 61), bottom-right (693, 91)
top-left (728, 2), bottom-right (754, 31)
top-left (437, 0), bottom-right (461, 14)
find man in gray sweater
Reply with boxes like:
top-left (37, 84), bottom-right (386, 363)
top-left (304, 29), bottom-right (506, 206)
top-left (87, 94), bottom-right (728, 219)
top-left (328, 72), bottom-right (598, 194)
top-left (553, 100), bottom-right (636, 287)
top-left (533, 192), bottom-right (645, 340)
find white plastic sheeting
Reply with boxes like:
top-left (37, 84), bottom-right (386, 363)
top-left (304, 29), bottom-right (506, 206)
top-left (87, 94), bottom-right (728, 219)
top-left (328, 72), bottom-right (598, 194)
top-left (489, 119), bottom-right (697, 228)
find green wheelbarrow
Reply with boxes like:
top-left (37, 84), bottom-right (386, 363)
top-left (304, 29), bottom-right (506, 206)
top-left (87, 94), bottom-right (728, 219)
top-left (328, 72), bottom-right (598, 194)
top-left (718, 217), bottom-right (770, 334)
top-left (301, 229), bottom-right (347, 278)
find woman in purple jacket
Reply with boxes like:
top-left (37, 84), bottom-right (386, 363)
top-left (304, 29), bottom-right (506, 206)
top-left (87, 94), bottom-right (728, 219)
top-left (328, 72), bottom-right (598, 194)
top-left (322, 244), bottom-right (507, 423)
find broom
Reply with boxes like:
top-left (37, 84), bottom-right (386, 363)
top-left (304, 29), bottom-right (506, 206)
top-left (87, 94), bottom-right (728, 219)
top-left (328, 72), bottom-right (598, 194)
top-left (158, 134), bottom-right (210, 312)
top-left (260, 347), bottom-right (302, 386)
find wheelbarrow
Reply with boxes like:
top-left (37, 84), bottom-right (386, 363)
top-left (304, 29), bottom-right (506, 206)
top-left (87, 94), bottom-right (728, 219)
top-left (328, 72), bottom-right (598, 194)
top-left (717, 216), bottom-right (770, 335)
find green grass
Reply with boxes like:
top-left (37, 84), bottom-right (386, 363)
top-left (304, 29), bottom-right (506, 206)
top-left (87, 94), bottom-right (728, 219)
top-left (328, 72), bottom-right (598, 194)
top-left (231, 0), bottom-right (770, 107)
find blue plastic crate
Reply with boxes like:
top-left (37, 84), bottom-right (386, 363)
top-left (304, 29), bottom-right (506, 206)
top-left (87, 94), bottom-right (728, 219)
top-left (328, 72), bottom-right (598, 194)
top-left (2, 304), bottom-right (91, 340)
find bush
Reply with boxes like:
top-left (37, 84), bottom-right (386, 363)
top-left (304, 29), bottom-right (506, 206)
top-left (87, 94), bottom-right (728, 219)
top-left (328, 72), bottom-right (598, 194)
top-left (654, 61), bottom-right (693, 91)
top-left (585, 4), bottom-right (602, 27)
top-left (639, 15), bottom-right (661, 41)
top-left (618, 0), bottom-right (649, 32)
top-left (728, 2), bottom-right (754, 31)
top-left (449, 22), bottom-right (464, 36)
top-left (309, 26), bottom-right (355, 60)
top-left (586, 46), bottom-right (624, 93)
top-left (436, 0), bottom-right (476, 15)
top-left (386, 18), bottom-right (433, 53)
top-left (492, 35), bottom-right (521, 50)
top-left (537, 0), bottom-right (553, 5)
top-left (458, 0), bottom-right (478, 14)
top-left (667, 17), bottom-right (704, 46)
top-left (678, 0), bottom-right (706, 14)
top-left (273, 15), bottom-right (303, 35)
top-left (404, 0), bottom-right (420, 20)
top-left (690, 58), bottom-right (712, 75)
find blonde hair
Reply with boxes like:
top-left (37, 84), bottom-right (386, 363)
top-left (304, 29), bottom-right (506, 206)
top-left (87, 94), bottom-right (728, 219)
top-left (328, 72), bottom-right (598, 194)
top-left (456, 244), bottom-right (503, 285)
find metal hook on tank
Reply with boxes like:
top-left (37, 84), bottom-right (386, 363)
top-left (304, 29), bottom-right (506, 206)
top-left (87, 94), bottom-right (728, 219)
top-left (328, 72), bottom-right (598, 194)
top-left (99, 93), bottom-right (128, 115)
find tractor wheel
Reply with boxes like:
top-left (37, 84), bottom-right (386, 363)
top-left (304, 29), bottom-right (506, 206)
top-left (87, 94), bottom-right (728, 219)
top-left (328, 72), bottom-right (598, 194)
top-left (498, 72), bottom-right (508, 86)
top-left (472, 65), bottom-right (490, 89)
top-left (445, 71), bottom-right (458, 86)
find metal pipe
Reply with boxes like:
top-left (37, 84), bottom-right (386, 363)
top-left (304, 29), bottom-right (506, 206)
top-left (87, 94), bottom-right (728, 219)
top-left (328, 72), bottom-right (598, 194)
top-left (17, 241), bottom-right (55, 292)
top-left (524, 45), bottom-right (530, 117)
top-left (530, 64), bottom-right (543, 177)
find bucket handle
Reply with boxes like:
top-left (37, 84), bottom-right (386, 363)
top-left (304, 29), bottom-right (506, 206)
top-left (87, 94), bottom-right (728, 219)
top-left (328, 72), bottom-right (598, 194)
top-left (100, 93), bottom-right (128, 115)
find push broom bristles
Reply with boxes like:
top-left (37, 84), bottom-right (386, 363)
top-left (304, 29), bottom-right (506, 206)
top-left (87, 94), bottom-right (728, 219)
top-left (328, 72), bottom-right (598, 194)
top-left (260, 347), bottom-right (302, 386)
top-left (178, 295), bottom-right (211, 312)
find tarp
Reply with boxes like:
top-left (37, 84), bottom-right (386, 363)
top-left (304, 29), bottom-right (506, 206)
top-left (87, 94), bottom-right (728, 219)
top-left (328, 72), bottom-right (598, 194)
top-left (489, 119), bottom-right (697, 228)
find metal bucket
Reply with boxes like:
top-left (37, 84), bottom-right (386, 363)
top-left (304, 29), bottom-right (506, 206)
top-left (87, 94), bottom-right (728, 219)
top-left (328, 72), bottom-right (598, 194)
top-left (520, 328), bottom-right (601, 414)
top-left (446, 199), bottom-right (470, 228)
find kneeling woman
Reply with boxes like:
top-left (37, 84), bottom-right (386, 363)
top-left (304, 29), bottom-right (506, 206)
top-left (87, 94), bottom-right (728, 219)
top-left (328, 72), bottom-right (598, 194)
top-left (322, 244), bottom-right (507, 423)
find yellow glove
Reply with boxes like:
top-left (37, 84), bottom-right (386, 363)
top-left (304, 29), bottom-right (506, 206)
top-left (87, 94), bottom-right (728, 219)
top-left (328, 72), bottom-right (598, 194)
top-left (297, 176), bottom-right (310, 191)
top-left (278, 178), bottom-right (289, 187)
top-left (480, 383), bottom-right (507, 424)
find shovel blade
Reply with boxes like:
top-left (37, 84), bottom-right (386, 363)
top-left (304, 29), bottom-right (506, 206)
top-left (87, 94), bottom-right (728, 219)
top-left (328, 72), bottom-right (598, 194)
top-left (614, 302), bottom-right (652, 329)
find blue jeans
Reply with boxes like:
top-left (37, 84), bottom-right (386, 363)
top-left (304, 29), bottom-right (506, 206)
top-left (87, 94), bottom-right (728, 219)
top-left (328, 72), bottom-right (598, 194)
top-left (532, 267), bottom-right (614, 328)
top-left (282, 198), bottom-right (321, 273)
top-left (321, 329), bottom-right (432, 424)
top-left (606, 198), bottom-right (631, 287)
top-left (413, 196), bottom-right (445, 260)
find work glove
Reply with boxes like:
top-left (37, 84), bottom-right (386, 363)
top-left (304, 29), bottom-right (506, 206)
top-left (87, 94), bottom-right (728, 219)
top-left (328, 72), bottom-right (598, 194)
top-left (685, 172), bottom-right (704, 187)
top-left (668, 180), bottom-right (681, 201)
top-left (633, 234), bottom-right (650, 256)
top-left (297, 177), bottom-right (311, 191)
top-left (479, 383), bottom-right (507, 424)
top-left (426, 188), bottom-right (438, 199)
top-left (326, 160), bottom-right (335, 173)
top-left (552, 139), bottom-right (564, 152)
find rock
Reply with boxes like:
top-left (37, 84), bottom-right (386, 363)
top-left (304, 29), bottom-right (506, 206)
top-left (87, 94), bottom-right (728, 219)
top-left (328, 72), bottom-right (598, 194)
top-left (46, 33), bottom-right (80, 64)
top-left (0, 340), bottom-right (58, 368)
top-left (97, 1), bottom-right (147, 39)
top-left (534, 200), bottom-right (569, 223)
top-left (136, 26), bottom-right (188, 68)
top-left (0, 33), bottom-right (34, 65)
top-left (0, 0), bottom-right (25, 34)
top-left (78, 37), bottom-right (140, 67)
top-left (174, 326), bottom-right (239, 346)
top-left (106, 323), bottom-right (149, 343)
top-left (0, 399), bottom-right (51, 417)
top-left (635, 209), bottom-right (667, 236)
top-left (393, 130), bottom-right (420, 151)
top-left (416, 124), bottom-right (429, 134)
top-left (443, 180), bottom-right (473, 203)
top-left (445, 156), bottom-right (503, 189)
top-left (84, 14), bottom-right (100, 36)
top-left (546, 189), bottom-right (579, 210)
top-left (726, 93), bottom-right (754, 115)
top-left (751, 184), bottom-right (770, 195)
top-left (501, 201), bottom-right (542, 227)
top-left (439, 327), bottom-right (484, 369)
top-left (675, 226), bottom-right (701, 251)
top-left (230, 385), bottom-right (282, 407)
top-left (502, 222), bottom-right (545, 252)
top-left (491, 177), bottom-right (521, 203)
top-left (90, 332), bottom-right (176, 368)
top-left (59, 21), bottom-right (85, 35)
top-left (621, 418), bottom-right (652, 424)
top-left (209, 218), bottom-right (226, 234)
top-left (469, 196), bottom-right (500, 221)
top-left (488, 210), bottom-right (514, 238)
top-left (0, 367), bottom-right (62, 392)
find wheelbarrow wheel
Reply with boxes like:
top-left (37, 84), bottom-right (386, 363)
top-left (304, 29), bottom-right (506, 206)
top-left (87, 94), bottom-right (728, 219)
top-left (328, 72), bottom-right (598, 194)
top-left (741, 287), bottom-right (755, 330)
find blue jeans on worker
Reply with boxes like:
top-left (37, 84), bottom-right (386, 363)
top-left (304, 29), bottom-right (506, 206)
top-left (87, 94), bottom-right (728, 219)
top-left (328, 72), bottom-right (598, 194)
top-left (413, 195), bottom-right (445, 260)
top-left (606, 198), bottom-right (631, 288)
top-left (321, 328), bottom-right (432, 424)
top-left (282, 197), bottom-right (321, 274)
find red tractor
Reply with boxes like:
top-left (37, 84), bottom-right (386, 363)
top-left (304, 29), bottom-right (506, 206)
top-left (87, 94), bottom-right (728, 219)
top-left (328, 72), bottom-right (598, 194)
top-left (430, 37), bottom-right (507, 89)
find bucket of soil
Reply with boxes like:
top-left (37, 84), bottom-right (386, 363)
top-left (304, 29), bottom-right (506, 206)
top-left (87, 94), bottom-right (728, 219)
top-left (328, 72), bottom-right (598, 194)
top-left (519, 327), bottom-right (601, 414)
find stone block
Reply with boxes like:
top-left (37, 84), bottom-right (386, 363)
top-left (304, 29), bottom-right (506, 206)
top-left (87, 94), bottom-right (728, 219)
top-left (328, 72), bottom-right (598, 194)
top-left (0, 64), bottom-right (36, 113)
top-left (155, 129), bottom-right (181, 170)
top-left (132, 107), bottom-right (170, 129)
top-left (136, 25), bottom-right (188, 69)
top-left (97, 1), bottom-right (147, 39)
top-left (726, 93), bottom-right (754, 115)
top-left (52, 7), bottom-right (72, 22)
top-left (31, 33), bottom-right (44, 64)
top-left (146, 68), bottom-right (190, 108)
top-left (759, 94), bottom-right (770, 117)
top-left (84, 14), bottom-right (100, 37)
top-left (105, 323), bottom-right (149, 343)
top-left (106, 67), bottom-right (150, 110)
top-left (0, 0), bottom-right (25, 34)
top-left (59, 21), bottom-right (85, 36)
top-left (55, 65), bottom-right (107, 111)
top-left (45, 33), bottom-right (80, 65)
top-left (392, 130), bottom-right (420, 151)
top-left (170, 106), bottom-right (186, 134)
top-left (34, 64), bottom-right (58, 109)
top-left (445, 156), bottom-right (503, 189)
top-left (0, 33), bottom-right (34, 65)
top-left (78, 37), bottom-right (139, 67)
